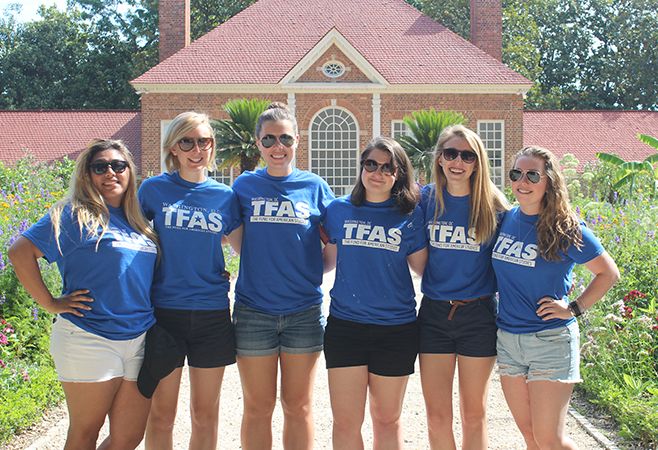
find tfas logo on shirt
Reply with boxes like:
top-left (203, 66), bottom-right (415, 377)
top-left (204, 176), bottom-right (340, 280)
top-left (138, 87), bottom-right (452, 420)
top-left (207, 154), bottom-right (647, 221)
top-left (492, 234), bottom-right (538, 267)
top-left (427, 223), bottom-right (479, 252)
top-left (161, 205), bottom-right (224, 233)
top-left (342, 222), bottom-right (401, 252)
top-left (250, 199), bottom-right (310, 225)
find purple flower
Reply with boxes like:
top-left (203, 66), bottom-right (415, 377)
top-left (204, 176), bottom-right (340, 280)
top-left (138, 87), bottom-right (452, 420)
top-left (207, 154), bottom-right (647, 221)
top-left (19, 220), bottom-right (29, 234)
top-left (613, 191), bottom-right (618, 202)
top-left (0, 253), bottom-right (4, 272)
top-left (15, 194), bottom-right (23, 203)
top-left (32, 307), bottom-right (39, 321)
top-left (648, 231), bottom-right (655, 239)
top-left (575, 206), bottom-right (581, 216)
top-left (614, 236), bottom-right (621, 243)
top-left (17, 182), bottom-right (24, 193)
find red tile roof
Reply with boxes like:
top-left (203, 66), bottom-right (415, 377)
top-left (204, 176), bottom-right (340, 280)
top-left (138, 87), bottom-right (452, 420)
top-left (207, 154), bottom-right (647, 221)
top-left (0, 110), bottom-right (141, 168)
top-left (524, 111), bottom-right (658, 167)
top-left (133, 0), bottom-right (530, 86)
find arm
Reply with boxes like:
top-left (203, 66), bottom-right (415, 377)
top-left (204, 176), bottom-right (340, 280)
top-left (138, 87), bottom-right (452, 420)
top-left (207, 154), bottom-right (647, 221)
top-left (226, 224), bottom-right (243, 255)
top-left (8, 236), bottom-right (93, 317)
top-left (323, 242), bottom-right (337, 273)
top-left (537, 251), bottom-right (620, 320)
top-left (407, 247), bottom-right (428, 277)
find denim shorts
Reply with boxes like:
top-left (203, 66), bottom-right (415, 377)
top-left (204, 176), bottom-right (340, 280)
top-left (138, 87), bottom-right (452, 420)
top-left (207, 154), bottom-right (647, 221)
top-left (496, 321), bottom-right (581, 383)
top-left (232, 302), bottom-right (325, 356)
top-left (50, 317), bottom-right (145, 382)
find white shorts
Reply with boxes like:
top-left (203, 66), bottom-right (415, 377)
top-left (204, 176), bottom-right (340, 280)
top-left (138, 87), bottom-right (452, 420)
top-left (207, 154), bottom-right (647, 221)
top-left (50, 317), bottom-right (146, 382)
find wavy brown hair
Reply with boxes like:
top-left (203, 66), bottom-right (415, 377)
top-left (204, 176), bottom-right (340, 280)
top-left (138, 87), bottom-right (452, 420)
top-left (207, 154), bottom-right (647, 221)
top-left (50, 139), bottom-right (158, 253)
top-left (513, 146), bottom-right (583, 261)
top-left (351, 136), bottom-right (419, 214)
top-left (432, 125), bottom-right (509, 243)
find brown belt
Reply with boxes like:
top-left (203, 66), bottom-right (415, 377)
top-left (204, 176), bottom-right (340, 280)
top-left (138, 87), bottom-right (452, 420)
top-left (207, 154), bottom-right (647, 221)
top-left (447, 296), bottom-right (490, 320)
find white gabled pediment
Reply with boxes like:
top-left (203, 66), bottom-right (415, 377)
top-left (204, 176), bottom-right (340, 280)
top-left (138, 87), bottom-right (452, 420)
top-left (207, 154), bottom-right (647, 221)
top-left (280, 28), bottom-right (388, 86)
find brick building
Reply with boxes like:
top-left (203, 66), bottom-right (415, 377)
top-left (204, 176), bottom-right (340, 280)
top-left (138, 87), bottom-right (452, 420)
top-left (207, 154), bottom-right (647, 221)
top-left (131, 0), bottom-right (532, 194)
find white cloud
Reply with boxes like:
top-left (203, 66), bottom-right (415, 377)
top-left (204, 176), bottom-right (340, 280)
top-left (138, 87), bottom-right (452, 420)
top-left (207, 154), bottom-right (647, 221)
top-left (0, 0), bottom-right (67, 23)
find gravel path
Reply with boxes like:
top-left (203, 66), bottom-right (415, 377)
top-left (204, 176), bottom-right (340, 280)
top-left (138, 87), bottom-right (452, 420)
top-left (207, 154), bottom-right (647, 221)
top-left (6, 274), bottom-right (611, 449)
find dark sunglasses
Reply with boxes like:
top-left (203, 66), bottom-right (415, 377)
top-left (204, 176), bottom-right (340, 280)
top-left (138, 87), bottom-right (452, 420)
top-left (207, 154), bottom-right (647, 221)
top-left (442, 148), bottom-right (477, 164)
top-left (509, 168), bottom-right (545, 184)
top-left (362, 159), bottom-right (395, 175)
top-left (177, 137), bottom-right (213, 152)
top-left (89, 160), bottom-right (129, 175)
top-left (260, 134), bottom-right (295, 148)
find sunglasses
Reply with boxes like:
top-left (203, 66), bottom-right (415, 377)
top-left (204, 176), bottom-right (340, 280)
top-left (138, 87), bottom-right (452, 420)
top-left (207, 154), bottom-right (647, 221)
top-left (509, 168), bottom-right (545, 184)
top-left (362, 159), bottom-right (395, 175)
top-left (89, 160), bottom-right (129, 175)
top-left (260, 134), bottom-right (295, 148)
top-left (442, 148), bottom-right (477, 164)
top-left (177, 137), bottom-right (213, 152)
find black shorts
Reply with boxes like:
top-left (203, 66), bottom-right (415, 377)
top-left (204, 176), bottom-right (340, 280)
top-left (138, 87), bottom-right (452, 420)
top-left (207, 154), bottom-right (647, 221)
top-left (418, 295), bottom-right (497, 357)
top-left (323, 315), bottom-right (418, 377)
top-left (154, 307), bottom-right (236, 368)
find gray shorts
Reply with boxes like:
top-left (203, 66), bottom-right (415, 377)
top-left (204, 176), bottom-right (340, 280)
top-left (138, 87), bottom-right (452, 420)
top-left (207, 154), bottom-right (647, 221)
top-left (496, 321), bottom-right (581, 383)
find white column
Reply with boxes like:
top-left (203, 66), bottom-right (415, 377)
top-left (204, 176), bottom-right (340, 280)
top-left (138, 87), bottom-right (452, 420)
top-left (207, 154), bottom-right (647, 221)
top-left (287, 92), bottom-right (296, 114)
top-left (372, 93), bottom-right (381, 137)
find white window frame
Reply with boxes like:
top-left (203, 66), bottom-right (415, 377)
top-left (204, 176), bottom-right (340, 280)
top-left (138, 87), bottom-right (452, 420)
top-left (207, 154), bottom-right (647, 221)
top-left (391, 120), bottom-right (412, 140)
top-left (308, 106), bottom-right (360, 196)
top-left (477, 120), bottom-right (505, 188)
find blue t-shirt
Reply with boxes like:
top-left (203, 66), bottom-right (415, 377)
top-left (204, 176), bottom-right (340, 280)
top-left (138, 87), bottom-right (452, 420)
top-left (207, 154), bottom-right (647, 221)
top-left (420, 184), bottom-right (499, 301)
top-left (232, 168), bottom-right (335, 314)
top-left (491, 206), bottom-right (604, 333)
top-left (138, 172), bottom-right (241, 310)
top-left (23, 204), bottom-right (157, 340)
top-left (324, 196), bottom-right (427, 325)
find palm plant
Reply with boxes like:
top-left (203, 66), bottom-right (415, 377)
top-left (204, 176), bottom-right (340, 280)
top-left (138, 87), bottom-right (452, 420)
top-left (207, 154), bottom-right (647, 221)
top-left (596, 134), bottom-right (658, 198)
top-left (395, 109), bottom-right (466, 182)
top-left (213, 98), bottom-right (270, 174)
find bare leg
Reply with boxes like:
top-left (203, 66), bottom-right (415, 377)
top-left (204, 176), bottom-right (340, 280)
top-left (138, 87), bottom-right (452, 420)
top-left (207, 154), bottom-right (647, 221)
top-left (368, 372), bottom-right (409, 450)
top-left (188, 366), bottom-right (226, 450)
top-left (420, 353), bottom-right (457, 450)
top-left (500, 375), bottom-right (540, 450)
top-left (528, 381), bottom-right (578, 450)
top-left (328, 366), bottom-right (368, 450)
top-left (97, 379), bottom-right (151, 450)
top-left (280, 351), bottom-right (321, 450)
top-left (144, 368), bottom-right (183, 450)
top-left (237, 354), bottom-right (279, 450)
top-left (456, 356), bottom-right (495, 450)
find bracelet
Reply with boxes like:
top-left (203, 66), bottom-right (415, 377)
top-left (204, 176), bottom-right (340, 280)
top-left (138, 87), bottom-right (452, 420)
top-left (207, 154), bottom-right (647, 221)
top-left (568, 301), bottom-right (583, 317)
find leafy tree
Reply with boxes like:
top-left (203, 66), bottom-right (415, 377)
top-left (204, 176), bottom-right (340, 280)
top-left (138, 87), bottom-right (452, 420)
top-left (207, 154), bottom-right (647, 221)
top-left (395, 109), bottom-right (466, 182)
top-left (213, 98), bottom-right (270, 174)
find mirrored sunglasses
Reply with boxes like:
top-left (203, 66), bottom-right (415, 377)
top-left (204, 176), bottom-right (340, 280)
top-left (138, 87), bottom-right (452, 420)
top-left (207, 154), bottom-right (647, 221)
top-left (89, 160), bottom-right (129, 175)
top-left (362, 159), bottom-right (395, 175)
top-left (177, 137), bottom-right (213, 152)
top-left (442, 148), bottom-right (477, 164)
top-left (509, 168), bottom-right (544, 184)
top-left (260, 134), bottom-right (295, 148)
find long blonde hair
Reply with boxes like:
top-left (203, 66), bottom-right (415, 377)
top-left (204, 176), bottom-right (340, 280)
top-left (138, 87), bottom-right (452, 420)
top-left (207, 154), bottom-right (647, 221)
top-left (50, 139), bottom-right (158, 252)
top-left (513, 146), bottom-right (582, 261)
top-left (431, 125), bottom-right (509, 243)
top-left (163, 111), bottom-right (217, 173)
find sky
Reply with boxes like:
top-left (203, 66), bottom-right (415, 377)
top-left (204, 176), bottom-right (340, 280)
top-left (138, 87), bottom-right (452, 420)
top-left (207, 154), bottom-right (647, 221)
top-left (0, 0), bottom-right (67, 23)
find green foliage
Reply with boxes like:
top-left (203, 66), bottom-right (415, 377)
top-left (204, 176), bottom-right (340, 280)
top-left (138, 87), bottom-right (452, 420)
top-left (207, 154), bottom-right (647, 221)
top-left (0, 156), bottom-right (71, 445)
top-left (571, 196), bottom-right (658, 447)
top-left (213, 98), bottom-right (271, 174)
top-left (396, 109), bottom-right (466, 182)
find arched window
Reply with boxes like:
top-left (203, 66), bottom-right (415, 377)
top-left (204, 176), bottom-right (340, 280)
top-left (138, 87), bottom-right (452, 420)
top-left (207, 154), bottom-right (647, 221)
top-left (309, 107), bottom-right (359, 196)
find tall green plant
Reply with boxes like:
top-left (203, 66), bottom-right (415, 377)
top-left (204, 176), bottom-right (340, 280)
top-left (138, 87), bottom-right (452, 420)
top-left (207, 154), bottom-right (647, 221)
top-left (395, 109), bottom-right (466, 181)
top-left (212, 98), bottom-right (270, 174)
top-left (596, 133), bottom-right (658, 198)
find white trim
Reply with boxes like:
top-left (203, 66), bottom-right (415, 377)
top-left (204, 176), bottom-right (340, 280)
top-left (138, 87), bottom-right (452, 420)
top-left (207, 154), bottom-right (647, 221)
top-left (391, 120), bottom-right (411, 139)
top-left (280, 28), bottom-right (389, 85)
top-left (159, 120), bottom-right (170, 174)
top-left (477, 120), bottom-right (506, 188)
top-left (372, 93), bottom-right (381, 137)
top-left (322, 60), bottom-right (346, 78)
top-left (131, 82), bottom-right (531, 95)
top-left (287, 92), bottom-right (296, 114)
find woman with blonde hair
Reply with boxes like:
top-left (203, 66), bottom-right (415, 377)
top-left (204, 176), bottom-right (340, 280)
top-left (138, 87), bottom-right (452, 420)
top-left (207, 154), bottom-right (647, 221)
top-left (9, 139), bottom-right (158, 450)
top-left (322, 136), bottom-right (427, 449)
top-left (493, 146), bottom-right (619, 449)
top-left (139, 111), bottom-right (242, 450)
top-left (419, 125), bottom-right (509, 449)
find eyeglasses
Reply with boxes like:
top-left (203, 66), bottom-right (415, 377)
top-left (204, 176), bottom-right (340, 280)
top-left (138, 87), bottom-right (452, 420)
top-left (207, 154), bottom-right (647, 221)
top-left (260, 134), bottom-right (295, 148)
top-left (89, 160), bottom-right (129, 175)
top-left (177, 137), bottom-right (213, 152)
top-left (362, 159), bottom-right (395, 175)
top-left (442, 148), bottom-right (477, 164)
top-left (509, 168), bottom-right (545, 184)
